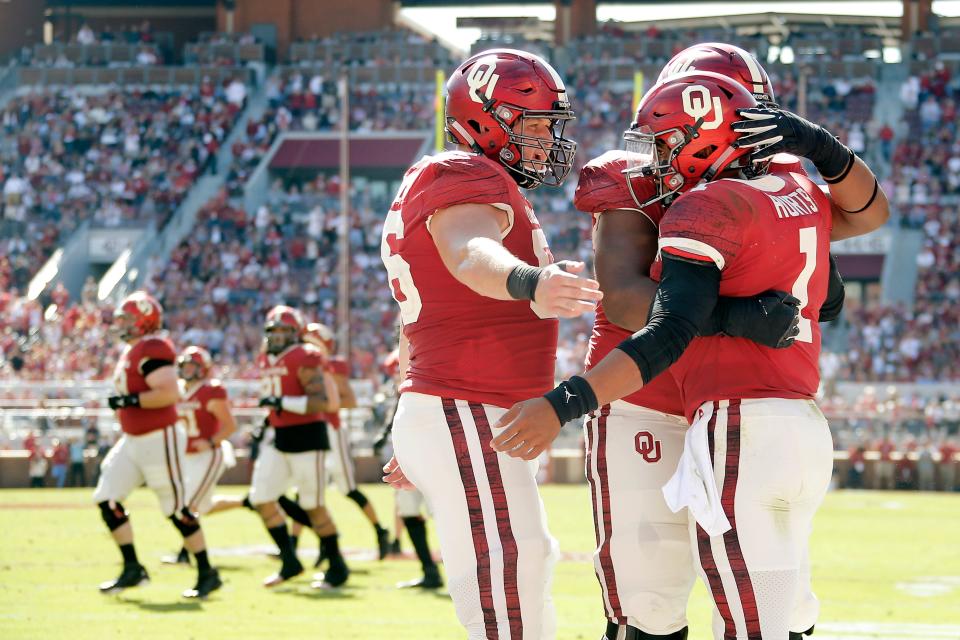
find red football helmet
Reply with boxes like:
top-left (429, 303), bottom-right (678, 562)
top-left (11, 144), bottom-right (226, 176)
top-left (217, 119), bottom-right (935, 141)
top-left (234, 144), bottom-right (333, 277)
top-left (113, 291), bottom-right (162, 342)
top-left (177, 346), bottom-right (212, 381)
top-left (623, 71), bottom-right (758, 207)
top-left (302, 322), bottom-right (334, 356)
top-left (658, 42), bottom-right (777, 107)
top-left (445, 48), bottom-right (576, 189)
top-left (264, 305), bottom-right (304, 355)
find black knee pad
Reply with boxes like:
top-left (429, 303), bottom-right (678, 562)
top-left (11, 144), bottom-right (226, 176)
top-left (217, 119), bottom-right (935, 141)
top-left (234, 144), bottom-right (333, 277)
top-left (346, 489), bottom-right (368, 508)
top-left (98, 500), bottom-right (129, 531)
top-left (169, 508), bottom-right (201, 538)
top-left (277, 494), bottom-right (312, 527)
top-left (623, 625), bottom-right (689, 640)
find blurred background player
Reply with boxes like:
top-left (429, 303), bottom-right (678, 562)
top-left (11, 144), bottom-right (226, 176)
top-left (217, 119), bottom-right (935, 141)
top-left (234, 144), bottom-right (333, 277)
top-left (93, 291), bottom-right (221, 599)
top-left (251, 305), bottom-right (348, 589)
top-left (381, 49), bottom-right (602, 639)
top-left (163, 346), bottom-right (237, 566)
top-left (300, 321), bottom-right (390, 563)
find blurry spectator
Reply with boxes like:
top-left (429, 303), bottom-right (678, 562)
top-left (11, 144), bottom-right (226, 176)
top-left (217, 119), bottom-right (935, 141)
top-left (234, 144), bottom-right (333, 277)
top-left (847, 445), bottom-right (866, 489)
top-left (50, 439), bottom-right (69, 488)
top-left (77, 23), bottom-right (96, 46)
top-left (28, 450), bottom-right (48, 488)
top-left (68, 438), bottom-right (86, 487)
top-left (917, 439), bottom-right (937, 491)
top-left (941, 438), bottom-right (958, 491)
top-left (876, 434), bottom-right (896, 490)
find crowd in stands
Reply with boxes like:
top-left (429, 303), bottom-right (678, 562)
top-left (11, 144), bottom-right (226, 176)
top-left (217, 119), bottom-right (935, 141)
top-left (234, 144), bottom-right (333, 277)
top-left (0, 83), bottom-right (244, 293)
top-left (23, 22), bottom-right (163, 68)
top-left (827, 64), bottom-right (960, 383)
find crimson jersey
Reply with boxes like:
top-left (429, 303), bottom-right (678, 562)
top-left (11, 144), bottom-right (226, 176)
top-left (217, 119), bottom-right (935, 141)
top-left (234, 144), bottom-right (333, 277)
top-left (112, 335), bottom-right (178, 435)
top-left (651, 171), bottom-right (833, 421)
top-left (573, 151), bottom-right (683, 415)
top-left (179, 380), bottom-right (228, 453)
top-left (258, 343), bottom-right (328, 427)
top-left (382, 151), bottom-right (559, 408)
top-left (322, 356), bottom-right (349, 430)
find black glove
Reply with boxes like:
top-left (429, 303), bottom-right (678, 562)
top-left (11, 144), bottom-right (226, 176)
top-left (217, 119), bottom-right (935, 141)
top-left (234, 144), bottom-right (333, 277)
top-left (708, 290), bottom-right (801, 349)
top-left (732, 108), bottom-right (854, 179)
top-left (107, 394), bottom-right (140, 410)
top-left (258, 396), bottom-right (282, 411)
top-left (819, 254), bottom-right (845, 322)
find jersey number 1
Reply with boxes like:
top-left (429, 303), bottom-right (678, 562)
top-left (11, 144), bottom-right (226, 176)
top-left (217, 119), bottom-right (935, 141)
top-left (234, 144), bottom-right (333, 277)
top-left (792, 226), bottom-right (817, 343)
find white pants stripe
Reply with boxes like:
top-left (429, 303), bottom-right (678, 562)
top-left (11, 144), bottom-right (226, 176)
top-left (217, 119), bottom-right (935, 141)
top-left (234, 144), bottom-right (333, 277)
top-left (184, 446), bottom-right (225, 515)
top-left (691, 398), bottom-right (832, 640)
top-left (392, 392), bottom-right (557, 640)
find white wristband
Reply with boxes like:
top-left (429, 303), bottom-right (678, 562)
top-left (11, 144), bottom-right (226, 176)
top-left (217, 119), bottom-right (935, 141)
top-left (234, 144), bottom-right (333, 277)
top-left (281, 396), bottom-right (309, 414)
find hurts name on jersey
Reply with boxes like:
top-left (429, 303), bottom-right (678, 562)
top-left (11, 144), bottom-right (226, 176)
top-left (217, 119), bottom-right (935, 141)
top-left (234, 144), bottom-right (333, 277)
top-left (768, 184), bottom-right (819, 219)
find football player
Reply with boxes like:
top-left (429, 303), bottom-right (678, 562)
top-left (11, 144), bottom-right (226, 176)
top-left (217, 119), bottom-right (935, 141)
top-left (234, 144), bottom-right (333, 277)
top-left (570, 43), bottom-right (889, 640)
top-left (93, 292), bottom-right (221, 599)
top-left (252, 305), bottom-right (348, 589)
top-left (380, 49), bottom-right (601, 638)
top-left (163, 346), bottom-right (237, 567)
top-left (494, 70), bottom-right (888, 640)
top-left (301, 322), bottom-right (390, 562)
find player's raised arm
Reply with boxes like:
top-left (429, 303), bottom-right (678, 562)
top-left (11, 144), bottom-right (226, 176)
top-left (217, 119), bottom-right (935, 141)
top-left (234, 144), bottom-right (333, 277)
top-left (732, 107), bottom-right (890, 240)
top-left (430, 202), bottom-right (602, 318)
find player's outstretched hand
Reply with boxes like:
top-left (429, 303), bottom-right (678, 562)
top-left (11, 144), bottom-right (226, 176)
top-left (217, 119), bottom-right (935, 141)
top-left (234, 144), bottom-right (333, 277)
top-left (383, 455), bottom-right (416, 491)
top-left (534, 260), bottom-right (603, 318)
top-left (490, 398), bottom-right (561, 460)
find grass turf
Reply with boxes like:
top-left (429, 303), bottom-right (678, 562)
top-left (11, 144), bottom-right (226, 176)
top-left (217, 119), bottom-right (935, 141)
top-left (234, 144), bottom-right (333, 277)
top-left (1, 485), bottom-right (958, 639)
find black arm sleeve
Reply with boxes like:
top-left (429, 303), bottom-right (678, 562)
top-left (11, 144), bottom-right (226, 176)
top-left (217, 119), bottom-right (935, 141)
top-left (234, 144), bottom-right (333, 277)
top-left (140, 359), bottom-right (174, 376)
top-left (616, 254), bottom-right (721, 384)
top-left (819, 254), bottom-right (845, 322)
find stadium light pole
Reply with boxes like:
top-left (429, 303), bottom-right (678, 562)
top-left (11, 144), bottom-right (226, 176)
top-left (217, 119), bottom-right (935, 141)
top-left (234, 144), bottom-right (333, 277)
top-left (337, 73), bottom-right (351, 361)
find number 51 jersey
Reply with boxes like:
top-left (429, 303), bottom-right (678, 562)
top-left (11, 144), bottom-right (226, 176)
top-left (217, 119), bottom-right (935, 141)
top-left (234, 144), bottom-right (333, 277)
top-left (381, 150), bottom-right (559, 408)
top-left (650, 171), bottom-right (833, 421)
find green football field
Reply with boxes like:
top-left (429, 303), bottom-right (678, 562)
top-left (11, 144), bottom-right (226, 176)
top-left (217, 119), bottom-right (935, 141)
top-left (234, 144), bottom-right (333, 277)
top-left (1, 485), bottom-right (958, 640)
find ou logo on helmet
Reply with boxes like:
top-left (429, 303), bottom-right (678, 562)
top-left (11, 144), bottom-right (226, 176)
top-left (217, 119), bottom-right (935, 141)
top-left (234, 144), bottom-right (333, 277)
top-left (467, 61), bottom-right (500, 104)
top-left (681, 85), bottom-right (723, 130)
top-left (635, 430), bottom-right (662, 463)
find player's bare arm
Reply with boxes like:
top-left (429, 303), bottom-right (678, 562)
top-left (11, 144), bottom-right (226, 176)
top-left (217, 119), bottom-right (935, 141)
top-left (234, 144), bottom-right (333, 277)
top-left (492, 255), bottom-right (723, 459)
top-left (297, 365), bottom-right (340, 414)
top-left (593, 209), bottom-right (660, 328)
top-left (431, 202), bottom-right (602, 317)
top-left (732, 107), bottom-right (889, 240)
top-left (206, 397), bottom-right (237, 446)
top-left (138, 365), bottom-right (180, 408)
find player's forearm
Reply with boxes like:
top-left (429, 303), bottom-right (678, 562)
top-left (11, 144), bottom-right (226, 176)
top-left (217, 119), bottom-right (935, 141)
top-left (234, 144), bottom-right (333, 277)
top-left (828, 157), bottom-right (890, 241)
top-left (447, 236), bottom-right (524, 300)
top-left (209, 402), bottom-right (237, 444)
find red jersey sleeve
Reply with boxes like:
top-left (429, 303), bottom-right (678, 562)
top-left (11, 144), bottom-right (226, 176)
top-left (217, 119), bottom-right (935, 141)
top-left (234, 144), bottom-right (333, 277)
top-left (413, 155), bottom-right (515, 224)
top-left (574, 151), bottom-right (664, 226)
top-left (328, 358), bottom-right (350, 376)
top-left (657, 183), bottom-right (747, 270)
top-left (138, 337), bottom-right (177, 370)
top-left (207, 380), bottom-right (228, 400)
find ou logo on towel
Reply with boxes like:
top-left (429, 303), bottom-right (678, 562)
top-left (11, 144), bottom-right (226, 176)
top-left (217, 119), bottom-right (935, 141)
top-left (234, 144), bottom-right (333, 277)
top-left (681, 85), bottom-right (723, 130)
top-left (635, 430), bottom-right (662, 463)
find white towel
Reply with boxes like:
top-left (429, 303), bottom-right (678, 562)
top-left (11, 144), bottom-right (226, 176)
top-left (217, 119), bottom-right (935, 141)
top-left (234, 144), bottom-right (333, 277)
top-left (661, 402), bottom-right (732, 537)
top-left (220, 440), bottom-right (237, 469)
